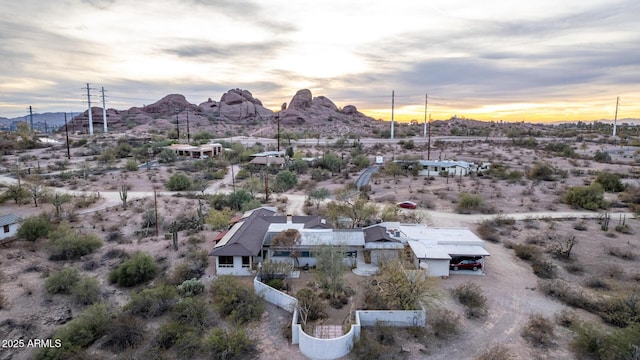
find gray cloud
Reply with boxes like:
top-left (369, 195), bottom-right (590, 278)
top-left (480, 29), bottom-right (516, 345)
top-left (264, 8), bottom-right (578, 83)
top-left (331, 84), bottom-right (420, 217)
top-left (162, 40), bottom-right (286, 60)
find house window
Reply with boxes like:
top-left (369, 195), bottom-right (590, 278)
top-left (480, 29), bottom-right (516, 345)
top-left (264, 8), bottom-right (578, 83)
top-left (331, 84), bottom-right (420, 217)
top-left (300, 251), bottom-right (311, 258)
top-left (345, 251), bottom-right (357, 258)
top-left (272, 251), bottom-right (290, 257)
top-left (3, 225), bottom-right (9, 233)
top-left (219, 256), bottom-right (234, 268)
top-left (242, 256), bottom-right (251, 268)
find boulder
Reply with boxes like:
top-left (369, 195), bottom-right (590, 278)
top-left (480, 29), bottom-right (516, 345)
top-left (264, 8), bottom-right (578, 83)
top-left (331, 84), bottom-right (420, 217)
top-left (289, 89), bottom-right (312, 110)
top-left (342, 105), bottom-right (358, 115)
top-left (312, 96), bottom-right (338, 111)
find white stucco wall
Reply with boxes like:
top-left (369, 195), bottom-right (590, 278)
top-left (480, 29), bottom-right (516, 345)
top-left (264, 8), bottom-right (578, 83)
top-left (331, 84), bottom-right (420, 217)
top-left (425, 259), bottom-right (450, 277)
top-left (0, 223), bottom-right (18, 241)
top-left (215, 256), bottom-right (252, 276)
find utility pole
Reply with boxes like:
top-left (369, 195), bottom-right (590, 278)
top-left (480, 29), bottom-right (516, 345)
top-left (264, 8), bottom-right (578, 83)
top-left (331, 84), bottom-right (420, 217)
top-left (86, 83), bottom-right (94, 135)
top-left (186, 110), bottom-right (190, 143)
top-left (154, 188), bottom-right (159, 238)
top-left (427, 114), bottom-right (432, 160)
top-left (64, 113), bottom-right (71, 159)
top-left (264, 156), bottom-right (270, 201)
top-left (276, 113), bottom-right (280, 152)
top-left (175, 109), bottom-right (180, 142)
top-left (424, 93), bottom-right (428, 138)
top-left (613, 96), bottom-right (619, 145)
top-left (29, 106), bottom-right (34, 134)
top-left (390, 90), bottom-right (395, 140)
top-left (101, 87), bottom-right (108, 133)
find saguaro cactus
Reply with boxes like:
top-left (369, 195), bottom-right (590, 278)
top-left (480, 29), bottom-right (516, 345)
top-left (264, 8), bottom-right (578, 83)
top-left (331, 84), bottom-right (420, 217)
top-left (119, 183), bottom-right (128, 210)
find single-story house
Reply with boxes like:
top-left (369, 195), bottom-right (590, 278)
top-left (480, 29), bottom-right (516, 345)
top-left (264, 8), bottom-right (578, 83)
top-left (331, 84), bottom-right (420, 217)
top-left (415, 160), bottom-right (492, 177)
top-left (209, 207), bottom-right (340, 275)
top-left (249, 150), bottom-right (287, 168)
top-left (0, 214), bottom-right (20, 241)
top-left (166, 143), bottom-right (223, 158)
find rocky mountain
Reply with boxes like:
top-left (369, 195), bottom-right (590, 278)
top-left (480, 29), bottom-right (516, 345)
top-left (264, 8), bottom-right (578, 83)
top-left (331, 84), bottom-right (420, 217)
top-left (62, 88), bottom-right (378, 134)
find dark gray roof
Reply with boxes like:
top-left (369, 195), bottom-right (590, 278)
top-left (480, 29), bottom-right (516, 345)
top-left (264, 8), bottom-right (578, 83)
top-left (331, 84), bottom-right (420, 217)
top-left (210, 208), bottom-right (330, 257)
top-left (363, 226), bottom-right (400, 243)
top-left (0, 214), bottom-right (20, 227)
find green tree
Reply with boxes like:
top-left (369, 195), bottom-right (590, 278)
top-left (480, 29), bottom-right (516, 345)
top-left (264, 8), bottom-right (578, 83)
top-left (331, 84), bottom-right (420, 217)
top-left (383, 161), bottom-right (404, 178)
top-left (206, 208), bottom-right (234, 231)
top-left (352, 155), bottom-right (370, 170)
top-left (314, 245), bottom-right (346, 297)
top-left (308, 188), bottom-right (330, 209)
top-left (158, 148), bottom-right (178, 163)
top-left (288, 158), bottom-right (309, 174)
top-left (47, 222), bottom-right (102, 260)
top-left (241, 177), bottom-right (262, 197)
top-left (273, 170), bottom-right (297, 192)
top-left (210, 276), bottom-right (264, 324)
top-left (594, 150), bottom-right (611, 163)
top-left (1, 184), bottom-right (29, 204)
top-left (167, 173), bottom-right (192, 191)
top-left (319, 152), bottom-right (343, 175)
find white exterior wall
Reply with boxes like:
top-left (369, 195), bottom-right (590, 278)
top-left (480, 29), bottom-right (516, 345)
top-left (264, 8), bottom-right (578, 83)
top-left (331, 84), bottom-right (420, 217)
top-left (357, 309), bottom-right (426, 327)
top-left (215, 256), bottom-right (252, 276)
top-left (269, 255), bottom-right (356, 269)
top-left (254, 277), bottom-right (297, 312)
top-left (424, 259), bottom-right (450, 277)
top-left (371, 249), bottom-right (401, 265)
top-left (0, 223), bottom-right (19, 241)
top-left (298, 326), bottom-right (356, 360)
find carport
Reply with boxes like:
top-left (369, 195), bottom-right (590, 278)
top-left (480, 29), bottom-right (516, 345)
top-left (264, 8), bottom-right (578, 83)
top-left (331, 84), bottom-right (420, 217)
top-left (441, 245), bottom-right (491, 275)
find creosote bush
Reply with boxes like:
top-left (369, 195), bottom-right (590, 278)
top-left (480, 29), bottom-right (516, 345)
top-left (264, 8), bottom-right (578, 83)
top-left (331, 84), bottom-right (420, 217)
top-left (452, 282), bottom-right (488, 318)
top-left (521, 314), bottom-right (555, 347)
top-left (203, 327), bottom-right (258, 360)
top-left (17, 215), bottom-right (51, 242)
top-left (429, 308), bottom-right (461, 339)
top-left (108, 251), bottom-right (159, 287)
top-left (474, 344), bottom-right (515, 360)
top-left (125, 285), bottom-right (178, 318)
top-left (103, 314), bottom-right (145, 351)
top-left (45, 267), bottom-right (80, 294)
top-left (71, 277), bottom-right (101, 305)
top-left (35, 303), bottom-right (110, 360)
top-left (171, 296), bottom-right (212, 329)
top-left (47, 222), bottom-right (102, 260)
top-left (210, 275), bottom-right (264, 324)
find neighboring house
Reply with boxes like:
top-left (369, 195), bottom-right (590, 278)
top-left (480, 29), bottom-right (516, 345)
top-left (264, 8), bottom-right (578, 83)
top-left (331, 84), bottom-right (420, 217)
top-left (418, 160), bottom-right (472, 177)
top-left (249, 150), bottom-right (287, 168)
top-left (0, 214), bottom-right (20, 241)
top-left (166, 143), bottom-right (223, 159)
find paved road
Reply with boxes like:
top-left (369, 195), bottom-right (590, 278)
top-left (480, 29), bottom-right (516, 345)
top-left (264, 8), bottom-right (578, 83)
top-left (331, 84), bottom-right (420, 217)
top-left (355, 166), bottom-right (379, 189)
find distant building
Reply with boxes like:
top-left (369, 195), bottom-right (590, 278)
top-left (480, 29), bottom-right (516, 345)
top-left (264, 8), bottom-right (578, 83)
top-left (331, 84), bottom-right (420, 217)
top-left (166, 142), bottom-right (223, 158)
top-left (0, 214), bottom-right (20, 241)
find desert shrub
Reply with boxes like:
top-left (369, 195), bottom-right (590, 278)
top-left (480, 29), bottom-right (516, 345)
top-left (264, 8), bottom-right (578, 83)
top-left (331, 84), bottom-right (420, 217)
top-left (595, 172), bottom-right (625, 192)
top-left (108, 251), bottom-right (158, 287)
top-left (476, 220), bottom-right (500, 242)
top-left (45, 267), bottom-right (80, 294)
top-left (166, 172), bottom-right (192, 191)
top-left (531, 258), bottom-right (557, 279)
top-left (158, 148), bottom-right (177, 163)
top-left (168, 249), bottom-right (209, 285)
top-left (35, 303), bottom-right (109, 360)
top-left (125, 159), bottom-right (139, 171)
top-left (456, 192), bottom-right (484, 214)
top-left (296, 288), bottom-right (326, 323)
top-left (512, 244), bottom-right (539, 261)
top-left (593, 150), bottom-right (611, 163)
top-left (599, 293), bottom-right (640, 328)
top-left (538, 279), bottom-right (598, 312)
top-left (521, 314), bottom-right (554, 347)
top-left (351, 323), bottom-right (400, 360)
top-left (564, 183), bottom-right (607, 210)
top-left (527, 162), bottom-right (557, 181)
top-left (171, 297), bottom-right (212, 329)
top-left (125, 285), bottom-right (178, 318)
top-left (203, 328), bottom-right (258, 360)
top-left (266, 278), bottom-right (284, 290)
top-left (103, 314), bottom-right (145, 351)
top-left (607, 246), bottom-right (637, 260)
top-left (174, 330), bottom-right (202, 358)
top-left (452, 282), bottom-right (488, 318)
top-left (47, 223), bottom-right (102, 260)
top-left (565, 261), bottom-right (585, 274)
top-left (571, 321), bottom-right (640, 360)
top-left (71, 277), bottom-right (101, 305)
top-left (155, 321), bottom-right (191, 350)
top-left (17, 215), bottom-right (51, 241)
top-left (210, 275), bottom-right (264, 324)
top-left (474, 344), bottom-right (514, 360)
top-left (555, 309), bottom-right (578, 328)
top-left (584, 277), bottom-right (611, 291)
top-left (429, 308), bottom-right (461, 339)
top-left (177, 278), bottom-right (205, 297)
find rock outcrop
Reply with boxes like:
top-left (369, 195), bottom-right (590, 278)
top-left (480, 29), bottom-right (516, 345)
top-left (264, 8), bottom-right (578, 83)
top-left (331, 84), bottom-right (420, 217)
top-left (278, 89), bottom-right (371, 125)
top-left (199, 88), bottom-right (273, 122)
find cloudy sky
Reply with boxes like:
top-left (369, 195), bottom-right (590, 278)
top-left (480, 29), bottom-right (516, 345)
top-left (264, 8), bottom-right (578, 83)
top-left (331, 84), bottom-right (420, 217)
top-left (1, 0), bottom-right (639, 122)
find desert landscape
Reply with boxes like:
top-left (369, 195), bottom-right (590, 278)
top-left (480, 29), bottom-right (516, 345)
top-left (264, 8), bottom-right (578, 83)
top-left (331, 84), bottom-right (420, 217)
top-left (1, 91), bottom-right (639, 360)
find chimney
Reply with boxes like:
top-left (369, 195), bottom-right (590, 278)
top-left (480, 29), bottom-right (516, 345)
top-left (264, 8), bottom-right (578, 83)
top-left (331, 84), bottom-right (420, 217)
top-left (286, 214), bottom-right (292, 224)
